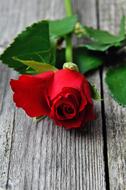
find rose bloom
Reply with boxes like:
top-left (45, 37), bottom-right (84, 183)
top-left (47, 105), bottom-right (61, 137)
top-left (10, 69), bottom-right (95, 129)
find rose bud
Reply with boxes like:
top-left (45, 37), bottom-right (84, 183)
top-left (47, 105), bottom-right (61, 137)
top-left (10, 68), bottom-right (95, 129)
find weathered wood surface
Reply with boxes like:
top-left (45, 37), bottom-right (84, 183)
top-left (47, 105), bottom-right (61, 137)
top-left (0, 0), bottom-right (125, 190)
top-left (99, 1), bottom-right (126, 190)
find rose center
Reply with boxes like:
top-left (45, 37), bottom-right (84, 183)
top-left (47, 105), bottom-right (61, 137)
top-left (57, 106), bottom-right (64, 116)
top-left (51, 88), bottom-right (82, 121)
top-left (63, 105), bottom-right (74, 114)
top-left (56, 102), bottom-right (76, 120)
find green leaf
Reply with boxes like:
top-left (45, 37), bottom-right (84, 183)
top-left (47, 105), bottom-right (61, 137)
top-left (73, 48), bottom-right (103, 73)
top-left (105, 65), bottom-right (126, 106)
top-left (48, 16), bottom-right (77, 65)
top-left (0, 16), bottom-right (77, 74)
top-left (14, 57), bottom-right (57, 74)
top-left (49, 15), bottom-right (77, 39)
top-left (89, 83), bottom-right (101, 101)
top-left (83, 41), bottom-right (114, 51)
top-left (82, 16), bottom-right (126, 51)
top-left (119, 16), bottom-right (126, 37)
top-left (0, 21), bottom-right (55, 73)
top-left (56, 47), bottom-right (103, 73)
top-left (83, 26), bottom-right (124, 44)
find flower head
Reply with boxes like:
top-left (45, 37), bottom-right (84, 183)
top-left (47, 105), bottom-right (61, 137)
top-left (10, 69), bottom-right (95, 129)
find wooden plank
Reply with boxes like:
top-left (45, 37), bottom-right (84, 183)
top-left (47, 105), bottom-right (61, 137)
top-left (0, 66), bottom-right (16, 188)
top-left (98, 1), bottom-right (126, 189)
top-left (0, 0), bottom-right (42, 187)
top-left (0, 0), bottom-right (106, 189)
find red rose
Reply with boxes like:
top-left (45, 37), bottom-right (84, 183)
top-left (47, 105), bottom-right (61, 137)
top-left (10, 69), bottom-right (95, 129)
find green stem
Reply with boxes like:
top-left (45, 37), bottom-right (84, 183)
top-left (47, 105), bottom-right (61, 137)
top-left (64, 0), bottom-right (73, 62)
top-left (64, 0), bottom-right (73, 16)
top-left (65, 35), bottom-right (73, 62)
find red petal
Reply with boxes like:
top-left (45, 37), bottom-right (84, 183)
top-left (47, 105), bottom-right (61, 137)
top-left (10, 72), bottom-right (54, 117)
top-left (83, 104), bottom-right (96, 122)
top-left (52, 104), bottom-right (96, 129)
top-left (49, 69), bottom-right (88, 100)
top-left (53, 113), bottom-right (83, 129)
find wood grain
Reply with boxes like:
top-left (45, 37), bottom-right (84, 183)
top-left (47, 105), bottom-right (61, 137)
top-left (0, 0), bottom-right (106, 189)
top-left (98, 0), bottom-right (126, 189)
top-left (0, 67), bottom-right (16, 188)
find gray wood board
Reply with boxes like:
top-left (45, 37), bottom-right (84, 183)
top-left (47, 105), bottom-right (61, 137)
top-left (0, 0), bottom-right (106, 189)
top-left (98, 0), bottom-right (126, 190)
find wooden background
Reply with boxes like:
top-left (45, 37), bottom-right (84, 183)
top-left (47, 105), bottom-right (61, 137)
top-left (0, 0), bottom-right (126, 189)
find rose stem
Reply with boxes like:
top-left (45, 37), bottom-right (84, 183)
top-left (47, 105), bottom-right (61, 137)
top-left (64, 0), bottom-right (73, 62)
